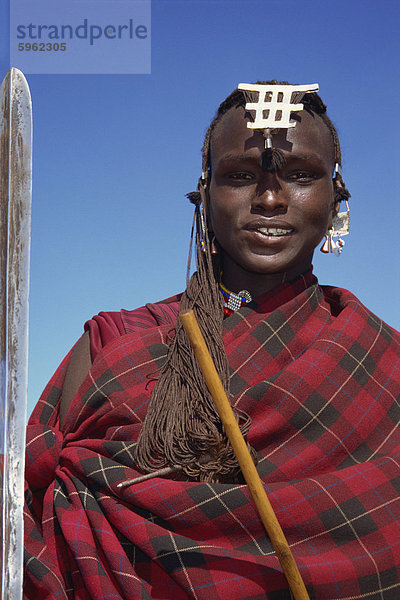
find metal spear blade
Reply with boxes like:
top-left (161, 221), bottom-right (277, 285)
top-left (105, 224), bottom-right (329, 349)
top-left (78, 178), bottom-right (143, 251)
top-left (0, 68), bottom-right (32, 600)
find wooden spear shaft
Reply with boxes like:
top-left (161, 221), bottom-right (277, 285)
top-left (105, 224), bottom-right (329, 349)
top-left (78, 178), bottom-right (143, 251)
top-left (180, 310), bottom-right (310, 600)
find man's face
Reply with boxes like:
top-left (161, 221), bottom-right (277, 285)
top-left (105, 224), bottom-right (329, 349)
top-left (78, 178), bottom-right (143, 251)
top-left (208, 106), bottom-right (335, 292)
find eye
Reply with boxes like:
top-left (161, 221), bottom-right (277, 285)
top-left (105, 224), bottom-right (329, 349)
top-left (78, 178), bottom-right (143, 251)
top-left (286, 171), bottom-right (317, 183)
top-left (228, 172), bottom-right (255, 181)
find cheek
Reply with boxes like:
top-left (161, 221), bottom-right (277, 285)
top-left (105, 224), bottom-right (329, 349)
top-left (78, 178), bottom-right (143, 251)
top-left (301, 186), bottom-right (334, 230)
top-left (308, 201), bottom-right (332, 227)
top-left (207, 190), bottom-right (231, 232)
top-left (209, 206), bottom-right (227, 239)
top-left (207, 198), bottom-right (217, 231)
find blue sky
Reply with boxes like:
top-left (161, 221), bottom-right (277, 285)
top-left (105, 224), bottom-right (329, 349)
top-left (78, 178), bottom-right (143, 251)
top-left (1, 0), bottom-right (399, 417)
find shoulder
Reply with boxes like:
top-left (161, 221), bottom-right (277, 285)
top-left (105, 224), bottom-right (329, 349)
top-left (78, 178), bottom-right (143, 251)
top-left (59, 293), bottom-right (182, 427)
top-left (84, 293), bottom-right (182, 361)
top-left (321, 284), bottom-right (400, 346)
top-left (121, 293), bottom-right (182, 334)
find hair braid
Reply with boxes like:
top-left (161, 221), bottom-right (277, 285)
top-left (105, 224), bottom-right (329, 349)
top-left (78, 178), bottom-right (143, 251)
top-left (135, 186), bottom-right (256, 483)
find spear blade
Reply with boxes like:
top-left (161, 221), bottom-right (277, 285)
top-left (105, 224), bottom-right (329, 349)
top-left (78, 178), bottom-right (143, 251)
top-left (0, 68), bottom-right (32, 600)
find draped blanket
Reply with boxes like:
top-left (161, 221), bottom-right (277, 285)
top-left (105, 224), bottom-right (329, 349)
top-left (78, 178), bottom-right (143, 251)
top-left (24, 274), bottom-right (400, 599)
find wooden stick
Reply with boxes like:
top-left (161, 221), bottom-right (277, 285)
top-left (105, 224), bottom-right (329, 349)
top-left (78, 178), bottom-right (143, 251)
top-left (117, 465), bottom-right (179, 488)
top-left (180, 310), bottom-right (310, 600)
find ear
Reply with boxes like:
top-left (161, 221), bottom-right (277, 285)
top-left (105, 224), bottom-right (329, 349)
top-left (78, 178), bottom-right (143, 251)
top-left (332, 172), bottom-right (351, 211)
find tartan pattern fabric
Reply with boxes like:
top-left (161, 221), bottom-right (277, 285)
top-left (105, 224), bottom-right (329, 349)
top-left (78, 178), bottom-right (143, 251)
top-left (24, 274), bottom-right (400, 599)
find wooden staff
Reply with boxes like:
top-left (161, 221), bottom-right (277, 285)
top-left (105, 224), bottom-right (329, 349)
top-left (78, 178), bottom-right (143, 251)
top-left (180, 310), bottom-right (310, 600)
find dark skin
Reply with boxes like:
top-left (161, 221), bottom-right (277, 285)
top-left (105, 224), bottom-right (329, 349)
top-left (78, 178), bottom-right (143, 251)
top-left (60, 104), bottom-right (338, 425)
top-left (208, 106), bottom-right (337, 298)
top-left (60, 330), bottom-right (91, 427)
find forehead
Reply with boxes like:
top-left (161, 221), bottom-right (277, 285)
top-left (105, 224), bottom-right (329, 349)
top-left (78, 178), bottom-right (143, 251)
top-left (210, 105), bottom-right (335, 168)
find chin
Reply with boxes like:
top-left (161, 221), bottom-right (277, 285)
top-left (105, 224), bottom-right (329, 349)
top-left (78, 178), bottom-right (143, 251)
top-left (242, 253), bottom-right (314, 277)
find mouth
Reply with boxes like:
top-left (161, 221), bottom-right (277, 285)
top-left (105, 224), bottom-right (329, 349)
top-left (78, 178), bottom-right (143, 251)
top-left (256, 227), bottom-right (294, 237)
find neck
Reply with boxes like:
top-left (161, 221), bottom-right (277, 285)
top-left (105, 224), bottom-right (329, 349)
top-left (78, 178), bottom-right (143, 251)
top-left (220, 256), bottom-right (313, 298)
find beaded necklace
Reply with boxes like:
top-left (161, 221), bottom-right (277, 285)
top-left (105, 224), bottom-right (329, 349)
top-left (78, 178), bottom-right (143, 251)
top-left (219, 281), bottom-right (252, 316)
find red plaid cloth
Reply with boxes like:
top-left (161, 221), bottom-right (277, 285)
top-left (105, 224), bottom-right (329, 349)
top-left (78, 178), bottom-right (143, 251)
top-left (24, 273), bottom-right (400, 599)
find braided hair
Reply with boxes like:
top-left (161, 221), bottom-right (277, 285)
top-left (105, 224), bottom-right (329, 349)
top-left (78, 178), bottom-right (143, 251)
top-left (135, 82), bottom-right (350, 483)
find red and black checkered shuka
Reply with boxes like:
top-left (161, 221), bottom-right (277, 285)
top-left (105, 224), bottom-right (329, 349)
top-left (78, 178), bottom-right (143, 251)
top-left (24, 273), bottom-right (400, 599)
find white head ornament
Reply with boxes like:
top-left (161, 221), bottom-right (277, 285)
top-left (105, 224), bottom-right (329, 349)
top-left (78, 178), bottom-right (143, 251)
top-left (237, 82), bottom-right (319, 130)
top-left (237, 82), bottom-right (319, 171)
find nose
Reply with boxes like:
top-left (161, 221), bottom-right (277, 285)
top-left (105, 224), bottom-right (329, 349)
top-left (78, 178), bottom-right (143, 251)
top-left (252, 177), bottom-right (288, 213)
